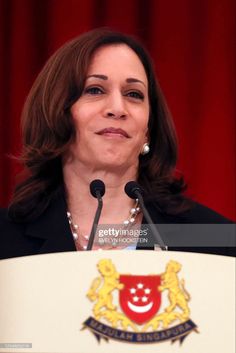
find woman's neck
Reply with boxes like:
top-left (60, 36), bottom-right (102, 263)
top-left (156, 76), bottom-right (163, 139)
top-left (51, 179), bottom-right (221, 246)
top-left (63, 160), bottom-right (139, 226)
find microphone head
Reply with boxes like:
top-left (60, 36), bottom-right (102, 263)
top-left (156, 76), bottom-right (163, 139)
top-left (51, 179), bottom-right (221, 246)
top-left (124, 181), bottom-right (142, 199)
top-left (90, 179), bottom-right (105, 198)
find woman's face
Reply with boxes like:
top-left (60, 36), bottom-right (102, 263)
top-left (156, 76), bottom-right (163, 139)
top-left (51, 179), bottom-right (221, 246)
top-left (69, 44), bottom-right (149, 171)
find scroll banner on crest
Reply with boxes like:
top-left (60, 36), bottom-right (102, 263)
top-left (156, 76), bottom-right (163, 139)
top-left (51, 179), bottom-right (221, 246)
top-left (0, 251), bottom-right (235, 353)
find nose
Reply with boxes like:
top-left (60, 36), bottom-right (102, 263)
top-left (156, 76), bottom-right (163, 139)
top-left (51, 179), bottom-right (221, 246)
top-left (103, 92), bottom-right (127, 119)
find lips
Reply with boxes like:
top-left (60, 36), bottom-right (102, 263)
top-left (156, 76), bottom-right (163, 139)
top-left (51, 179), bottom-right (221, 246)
top-left (96, 127), bottom-right (130, 138)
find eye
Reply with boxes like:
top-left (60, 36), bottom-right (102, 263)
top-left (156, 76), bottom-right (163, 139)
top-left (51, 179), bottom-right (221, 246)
top-left (126, 91), bottom-right (144, 100)
top-left (84, 86), bottom-right (104, 95)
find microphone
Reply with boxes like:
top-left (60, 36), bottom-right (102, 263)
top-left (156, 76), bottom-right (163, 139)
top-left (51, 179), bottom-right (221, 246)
top-left (125, 181), bottom-right (168, 251)
top-left (90, 179), bottom-right (105, 199)
top-left (87, 180), bottom-right (105, 250)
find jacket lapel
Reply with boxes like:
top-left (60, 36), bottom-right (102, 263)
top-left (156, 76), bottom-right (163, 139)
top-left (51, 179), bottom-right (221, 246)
top-left (24, 192), bottom-right (168, 254)
top-left (24, 190), bottom-right (76, 255)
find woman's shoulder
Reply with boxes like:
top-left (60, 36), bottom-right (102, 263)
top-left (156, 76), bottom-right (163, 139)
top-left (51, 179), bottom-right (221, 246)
top-left (0, 208), bottom-right (14, 228)
top-left (176, 201), bottom-right (233, 224)
top-left (0, 208), bottom-right (24, 229)
top-left (146, 200), bottom-right (235, 257)
top-left (0, 206), bottom-right (23, 229)
top-left (148, 200), bottom-right (234, 224)
top-left (0, 208), bottom-right (35, 260)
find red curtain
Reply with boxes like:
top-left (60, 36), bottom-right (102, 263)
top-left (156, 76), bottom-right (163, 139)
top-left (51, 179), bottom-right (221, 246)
top-left (0, 0), bottom-right (235, 220)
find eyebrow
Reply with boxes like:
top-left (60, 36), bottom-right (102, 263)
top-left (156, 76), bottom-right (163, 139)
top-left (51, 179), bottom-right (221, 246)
top-left (86, 74), bottom-right (146, 87)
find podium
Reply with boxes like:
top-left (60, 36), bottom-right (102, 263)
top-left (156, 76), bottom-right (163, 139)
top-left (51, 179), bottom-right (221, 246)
top-left (0, 250), bottom-right (235, 353)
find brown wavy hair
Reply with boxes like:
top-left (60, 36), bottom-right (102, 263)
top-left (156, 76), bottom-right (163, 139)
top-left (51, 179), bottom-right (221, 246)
top-left (9, 28), bottom-right (189, 221)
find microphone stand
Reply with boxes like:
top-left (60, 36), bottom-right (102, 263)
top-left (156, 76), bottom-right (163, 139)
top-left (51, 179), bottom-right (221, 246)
top-left (86, 191), bottom-right (103, 250)
top-left (134, 189), bottom-right (168, 251)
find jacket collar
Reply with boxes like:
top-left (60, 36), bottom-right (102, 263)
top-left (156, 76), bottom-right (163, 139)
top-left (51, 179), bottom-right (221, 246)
top-left (24, 190), bottom-right (168, 253)
top-left (25, 189), bottom-right (76, 254)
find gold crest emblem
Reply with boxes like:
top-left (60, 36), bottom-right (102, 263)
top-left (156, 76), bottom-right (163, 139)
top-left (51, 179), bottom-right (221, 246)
top-left (83, 259), bottom-right (198, 345)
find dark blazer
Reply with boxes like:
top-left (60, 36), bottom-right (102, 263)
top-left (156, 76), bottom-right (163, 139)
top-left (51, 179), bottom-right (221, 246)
top-left (0, 190), bottom-right (235, 260)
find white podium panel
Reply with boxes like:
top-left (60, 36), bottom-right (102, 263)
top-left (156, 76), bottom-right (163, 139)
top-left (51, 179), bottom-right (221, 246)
top-left (0, 251), bottom-right (235, 353)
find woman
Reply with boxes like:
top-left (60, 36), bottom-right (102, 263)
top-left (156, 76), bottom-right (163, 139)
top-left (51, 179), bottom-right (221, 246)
top-left (0, 28), bottom-right (233, 259)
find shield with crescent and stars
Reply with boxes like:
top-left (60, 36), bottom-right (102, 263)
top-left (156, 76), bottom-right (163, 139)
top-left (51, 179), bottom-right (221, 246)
top-left (119, 275), bottom-right (162, 325)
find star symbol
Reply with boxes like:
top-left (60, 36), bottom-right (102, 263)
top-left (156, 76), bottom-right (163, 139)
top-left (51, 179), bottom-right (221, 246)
top-left (133, 296), bottom-right (139, 302)
top-left (144, 288), bottom-right (151, 294)
top-left (137, 283), bottom-right (144, 289)
top-left (130, 288), bottom-right (136, 294)
top-left (141, 296), bottom-right (148, 302)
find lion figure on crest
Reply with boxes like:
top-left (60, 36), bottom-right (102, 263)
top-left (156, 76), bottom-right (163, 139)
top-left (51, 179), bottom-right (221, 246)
top-left (142, 260), bottom-right (191, 331)
top-left (159, 260), bottom-right (190, 320)
top-left (87, 259), bottom-right (124, 319)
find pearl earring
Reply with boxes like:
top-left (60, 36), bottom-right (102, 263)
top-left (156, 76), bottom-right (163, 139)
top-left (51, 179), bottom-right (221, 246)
top-left (141, 143), bottom-right (150, 155)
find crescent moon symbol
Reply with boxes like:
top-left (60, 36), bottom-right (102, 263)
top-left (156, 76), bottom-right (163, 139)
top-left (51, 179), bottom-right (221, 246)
top-left (127, 300), bottom-right (153, 313)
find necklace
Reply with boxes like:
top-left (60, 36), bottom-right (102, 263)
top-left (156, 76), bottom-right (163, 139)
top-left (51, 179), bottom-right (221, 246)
top-left (67, 199), bottom-right (140, 250)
